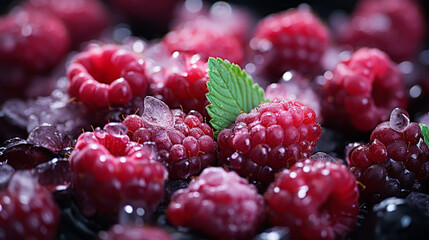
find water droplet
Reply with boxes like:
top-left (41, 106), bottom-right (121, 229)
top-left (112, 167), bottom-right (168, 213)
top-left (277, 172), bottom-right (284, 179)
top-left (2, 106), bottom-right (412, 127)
top-left (103, 122), bottom-right (128, 136)
top-left (142, 96), bottom-right (174, 129)
top-left (389, 108), bottom-right (410, 132)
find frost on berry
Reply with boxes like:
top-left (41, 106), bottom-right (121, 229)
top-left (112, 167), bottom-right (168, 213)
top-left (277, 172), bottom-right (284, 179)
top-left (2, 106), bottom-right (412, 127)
top-left (141, 96), bottom-right (174, 129)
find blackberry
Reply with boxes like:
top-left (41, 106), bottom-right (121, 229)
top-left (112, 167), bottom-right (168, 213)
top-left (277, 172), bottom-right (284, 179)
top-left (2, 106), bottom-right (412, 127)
top-left (218, 99), bottom-right (322, 184)
top-left (348, 108), bottom-right (429, 203)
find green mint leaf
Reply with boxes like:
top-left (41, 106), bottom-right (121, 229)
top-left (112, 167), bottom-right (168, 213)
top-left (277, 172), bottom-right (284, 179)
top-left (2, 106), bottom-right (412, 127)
top-left (206, 57), bottom-right (266, 136)
top-left (419, 123), bottom-right (429, 147)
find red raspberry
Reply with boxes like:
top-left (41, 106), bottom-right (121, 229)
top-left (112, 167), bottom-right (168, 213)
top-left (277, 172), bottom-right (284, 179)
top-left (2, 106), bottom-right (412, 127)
top-left (264, 159), bottom-right (359, 240)
top-left (248, 6), bottom-right (329, 78)
top-left (348, 108), bottom-right (429, 203)
top-left (162, 21), bottom-right (244, 65)
top-left (339, 0), bottom-right (426, 62)
top-left (218, 99), bottom-right (322, 184)
top-left (67, 44), bottom-right (150, 107)
top-left (149, 52), bottom-right (210, 118)
top-left (122, 96), bottom-right (217, 179)
top-left (25, 0), bottom-right (109, 46)
top-left (0, 8), bottom-right (70, 73)
top-left (70, 122), bottom-right (168, 216)
top-left (0, 171), bottom-right (60, 240)
top-left (322, 48), bottom-right (408, 132)
top-left (100, 224), bottom-right (173, 240)
top-left (167, 167), bottom-right (265, 240)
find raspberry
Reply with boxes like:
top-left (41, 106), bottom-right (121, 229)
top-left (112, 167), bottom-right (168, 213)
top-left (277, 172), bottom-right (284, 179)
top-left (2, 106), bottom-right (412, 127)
top-left (163, 21), bottom-right (244, 65)
top-left (26, 0), bottom-right (109, 46)
top-left (121, 97), bottom-right (217, 179)
top-left (149, 52), bottom-right (210, 118)
top-left (322, 48), bottom-right (408, 132)
top-left (339, 0), bottom-right (426, 62)
top-left (0, 171), bottom-right (60, 240)
top-left (348, 108), bottom-right (429, 203)
top-left (99, 224), bottom-right (173, 240)
top-left (69, 122), bottom-right (168, 216)
top-left (264, 159), bottom-right (359, 240)
top-left (0, 8), bottom-right (70, 73)
top-left (248, 6), bottom-right (329, 78)
top-left (218, 99), bottom-right (322, 184)
top-left (67, 44), bottom-right (149, 107)
top-left (167, 167), bottom-right (265, 240)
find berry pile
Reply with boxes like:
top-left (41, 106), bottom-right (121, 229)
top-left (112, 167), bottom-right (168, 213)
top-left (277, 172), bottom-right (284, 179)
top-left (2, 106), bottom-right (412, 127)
top-left (0, 0), bottom-right (429, 240)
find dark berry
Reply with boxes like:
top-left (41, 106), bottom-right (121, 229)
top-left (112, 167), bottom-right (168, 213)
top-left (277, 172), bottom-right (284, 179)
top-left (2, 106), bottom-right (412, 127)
top-left (167, 167), bottom-right (265, 240)
top-left (264, 159), bottom-right (359, 240)
top-left (218, 99), bottom-right (322, 184)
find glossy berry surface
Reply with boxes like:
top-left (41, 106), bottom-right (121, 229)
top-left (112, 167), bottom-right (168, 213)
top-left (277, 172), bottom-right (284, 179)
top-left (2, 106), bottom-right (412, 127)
top-left (0, 8), bottom-right (70, 73)
top-left (339, 0), bottom-right (426, 62)
top-left (70, 122), bottom-right (168, 216)
top-left (322, 48), bottom-right (408, 132)
top-left (218, 99), bottom-right (322, 184)
top-left (348, 108), bottom-right (429, 203)
top-left (67, 44), bottom-right (149, 107)
top-left (0, 171), bottom-right (60, 240)
top-left (122, 96), bottom-right (217, 179)
top-left (149, 53), bottom-right (210, 118)
top-left (167, 167), bottom-right (265, 240)
top-left (264, 159), bottom-right (360, 240)
top-left (26, 0), bottom-right (109, 46)
top-left (249, 6), bottom-right (329, 78)
top-left (99, 224), bottom-right (173, 240)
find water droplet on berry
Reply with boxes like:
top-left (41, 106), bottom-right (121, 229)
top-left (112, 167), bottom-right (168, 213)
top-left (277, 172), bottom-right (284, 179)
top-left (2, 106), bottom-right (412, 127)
top-left (27, 124), bottom-right (70, 153)
top-left (118, 201), bottom-right (148, 225)
top-left (389, 108), bottom-right (410, 132)
top-left (142, 96), bottom-right (174, 129)
top-left (103, 122), bottom-right (128, 137)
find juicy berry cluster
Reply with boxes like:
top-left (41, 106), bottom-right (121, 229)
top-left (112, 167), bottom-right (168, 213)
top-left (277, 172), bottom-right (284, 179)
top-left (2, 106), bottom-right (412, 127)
top-left (322, 48), bottom-right (408, 132)
top-left (218, 99), bottom-right (322, 184)
top-left (70, 122), bottom-right (168, 216)
top-left (265, 159), bottom-right (360, 240)
top-left (167, 167), bottom-right (265, 240)
top-left (348, 108), bottom-right (429, 203)
top-left (149, 52), bottom-right (210, 117)
top-left (249, 6), bottom-right (329, 78)
top-left (67, 44), bottom-right (149, 107)
top-left (122, 96), bottom-right (217, 179)
top-left (0, 171), bottom-right (60, 240)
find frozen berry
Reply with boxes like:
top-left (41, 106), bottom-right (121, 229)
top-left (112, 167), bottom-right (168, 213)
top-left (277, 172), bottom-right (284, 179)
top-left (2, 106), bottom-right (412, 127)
top-left (264, 159), bottom-right (359, 240)
top-left (67, 44), bottom-right (149, 107)
top-left (0, 8), bottom-right (70, 73)
top-left (149, 52), bottom-right (210, 118)
top-left (357, 197), bottom-right (429, 240)
top-left (248, 6), bottom-right (329, 78)
top-left (26, 0), bottom-right (109, 46)
top-left (122, 96), bottom-right (217, 179)
top-left (163, 20), bottom-right (244, 65)
top-left (348, 108), bottom-right (429, 203)
top-left (167, 167), bottom-right (265, 240)
top-left (218, 99), bottom-right (322, 184)
top-left (0, 171), bottom-right (60, 240)
top-left (70, 122), bottom-right (168, 216)
top-left (322, 48), bottom-right (408, 132)
top-left (99, 224), bottom-right (173, 240)
top-left (339, 0), bottom-right (426, 62)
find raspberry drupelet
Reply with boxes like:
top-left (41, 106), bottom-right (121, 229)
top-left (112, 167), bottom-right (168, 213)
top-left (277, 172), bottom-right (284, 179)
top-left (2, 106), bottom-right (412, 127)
top-left (322, 48), bottom-right (408, 132)
top-left (70, 122), bottom-right (168, 216)
top-left (348, 108), bottom-right (429, 203)
top-left (122, 96), bottom-right (217, 179)
top-left (67, 44), bottom-right (150, 108)
top-left (167, 167), bottom-right (265, 240)
top-left (264, 159), bottom-right (360, 240)
top-left (218, 99), bottom-right (322, 185)
top-left (0, 171), bottom-right (60, 240)
top-left (248, 5), bottom-right (330, 78)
